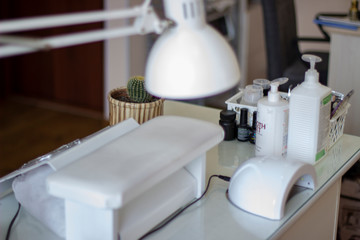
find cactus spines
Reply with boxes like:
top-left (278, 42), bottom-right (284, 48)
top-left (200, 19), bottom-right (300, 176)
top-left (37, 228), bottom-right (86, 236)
top-left (127, 76), bottom-right (153, 103)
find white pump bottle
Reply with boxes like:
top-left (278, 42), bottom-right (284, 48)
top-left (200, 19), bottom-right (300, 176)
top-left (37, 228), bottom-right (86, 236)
top-left (287, 54), bottom-right (332, 164)
top-left (255, 82), bottom-right (289, 157)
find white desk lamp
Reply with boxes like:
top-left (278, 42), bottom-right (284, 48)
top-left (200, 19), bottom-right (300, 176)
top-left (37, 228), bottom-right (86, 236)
top-left (0, 0), bottom-right (240, 99)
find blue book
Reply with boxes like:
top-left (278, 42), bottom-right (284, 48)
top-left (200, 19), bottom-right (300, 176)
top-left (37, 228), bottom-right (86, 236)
top-left (313, 18), bottom-right (359, 31)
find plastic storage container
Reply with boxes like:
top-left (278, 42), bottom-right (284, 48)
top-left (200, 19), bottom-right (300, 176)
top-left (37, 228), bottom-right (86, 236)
top-left (255, 82), bottom-right (289, 157)
top-left (287, 54), bottom-right (332, 164)
top-left (253, 79), bottom-right (270, 96)
top-left (243, 84), bottom-right (264, 106)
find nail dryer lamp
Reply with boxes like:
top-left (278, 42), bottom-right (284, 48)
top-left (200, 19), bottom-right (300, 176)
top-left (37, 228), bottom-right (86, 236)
top-left (228, 156), bottom-right (316, 220)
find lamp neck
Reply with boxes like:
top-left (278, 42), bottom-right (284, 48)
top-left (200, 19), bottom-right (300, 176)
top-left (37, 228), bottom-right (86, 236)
top-left (164, 0), bottom-right (206, 29)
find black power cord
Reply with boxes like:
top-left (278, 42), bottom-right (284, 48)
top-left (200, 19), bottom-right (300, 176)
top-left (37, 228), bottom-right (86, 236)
top-left (6, 203), bottom-right (21, 240)
top-left (139, 174), bottom-right (231, 240)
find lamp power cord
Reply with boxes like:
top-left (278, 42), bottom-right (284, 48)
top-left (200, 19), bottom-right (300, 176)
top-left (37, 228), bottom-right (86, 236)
top-left (6, 202), bottom-right (21, 240)
top-left (139, 174), bottom-right (231, 239)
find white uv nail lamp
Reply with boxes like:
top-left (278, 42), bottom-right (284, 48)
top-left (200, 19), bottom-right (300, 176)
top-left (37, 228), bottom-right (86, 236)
top-left (228, 156), bottom-right (316, 220)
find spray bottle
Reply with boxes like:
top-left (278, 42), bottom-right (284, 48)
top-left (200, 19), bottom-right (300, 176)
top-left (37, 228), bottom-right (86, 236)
top-left (255, 82), bottom-right (289, 157)
top-left (287, 54), bottom-right (332, 164)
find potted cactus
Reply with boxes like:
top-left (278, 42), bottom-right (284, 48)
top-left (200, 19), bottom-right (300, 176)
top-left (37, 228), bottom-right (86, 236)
top-left (108, 76), bottom-right (165, 125)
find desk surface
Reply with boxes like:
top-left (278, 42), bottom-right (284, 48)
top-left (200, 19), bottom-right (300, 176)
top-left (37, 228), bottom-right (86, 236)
top-left (153, 101), bottom-right (360, 239)
top-left (1, 101), bottom-right (360, 240)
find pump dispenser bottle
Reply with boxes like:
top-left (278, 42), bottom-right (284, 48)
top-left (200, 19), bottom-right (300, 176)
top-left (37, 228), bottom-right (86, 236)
top-left (255, 82), bottom-right (289, 157)
top-left (287, 54), bottom-right (332, 164)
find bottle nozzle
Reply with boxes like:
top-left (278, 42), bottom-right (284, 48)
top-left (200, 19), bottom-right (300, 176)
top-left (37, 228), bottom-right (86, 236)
top-left (302, 54), bottom-right (322, 84)
top-left (270, 82), bottom-right (279, 93)
top-left (302, 54), bottom-right (322, 70)
top-left (268, 82), bottom-right (280, 102)
top-left (271, 77), bottom-right (288, 85)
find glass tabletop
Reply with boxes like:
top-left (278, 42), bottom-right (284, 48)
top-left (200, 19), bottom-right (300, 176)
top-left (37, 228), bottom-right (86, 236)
top-left (147, 134), bottom-right (360, 240)
top-left (146, 101), bottom-right (360, 240)
top-left (1, 101), bottom-right (359, 240)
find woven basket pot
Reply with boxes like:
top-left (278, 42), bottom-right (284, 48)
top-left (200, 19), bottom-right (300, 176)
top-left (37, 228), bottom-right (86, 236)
top-left (108, 87), bottom-right (165, 125)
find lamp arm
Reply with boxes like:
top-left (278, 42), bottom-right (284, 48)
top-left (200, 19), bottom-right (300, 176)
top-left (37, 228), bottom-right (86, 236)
top-left (0, 1), bottom-right (168, 58)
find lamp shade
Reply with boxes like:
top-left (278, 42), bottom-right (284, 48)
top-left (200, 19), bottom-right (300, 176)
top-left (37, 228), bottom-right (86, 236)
top-left (145, 0), bottom-right (240, 99)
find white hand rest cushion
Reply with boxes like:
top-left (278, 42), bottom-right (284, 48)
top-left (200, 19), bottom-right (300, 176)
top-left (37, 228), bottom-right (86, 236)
top-left (228, 156), bottom-right (316, 220)
top-left (45, 115), bottom-right (224, 240)
top-left (47, 115), bottom-right (224, 209)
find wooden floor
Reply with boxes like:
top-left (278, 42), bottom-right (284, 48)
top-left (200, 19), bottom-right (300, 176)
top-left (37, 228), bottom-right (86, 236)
top-left (0, 99), bottom-right (107, 177)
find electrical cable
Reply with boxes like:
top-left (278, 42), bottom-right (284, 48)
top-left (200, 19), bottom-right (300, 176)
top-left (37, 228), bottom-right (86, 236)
top-left (5, 203), bottom-right (21, 240)
top-left (138, 174), bottom-right (231, 240)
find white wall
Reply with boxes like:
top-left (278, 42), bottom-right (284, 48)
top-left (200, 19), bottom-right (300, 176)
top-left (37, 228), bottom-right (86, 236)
top-left (247, 2), bottom-right (267, 85)
top-left (104, 0), bottom-right (147, 119)
top-left (104, 0), bottom-right (128, 118)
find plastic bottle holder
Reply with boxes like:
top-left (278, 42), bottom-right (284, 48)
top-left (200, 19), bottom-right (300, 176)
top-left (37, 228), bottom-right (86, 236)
top-left (226, 90), bottom-right (350, 151)
top-left (327, 103), bottom-right (350, 150)
top-left (225, 89), bottom-right (289, 125)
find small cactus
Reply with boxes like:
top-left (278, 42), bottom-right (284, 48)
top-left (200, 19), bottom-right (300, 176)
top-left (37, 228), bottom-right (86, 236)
top-left (127, 76), bottom-right (153, 103)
